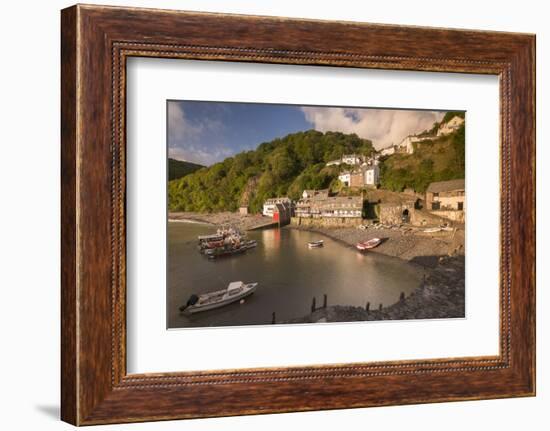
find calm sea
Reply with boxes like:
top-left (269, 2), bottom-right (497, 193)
top-left (167, 222), bottom-right (423, 328)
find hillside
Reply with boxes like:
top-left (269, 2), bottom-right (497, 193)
top-left (168, 130), bottom-right (374, 213)
top-left (168, 158), bottom-right (204, 181)
top-left (379, 123), bottom-right (465, 193)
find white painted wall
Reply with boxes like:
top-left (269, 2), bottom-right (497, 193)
top-left (0, 1), bottom-right (547, 430)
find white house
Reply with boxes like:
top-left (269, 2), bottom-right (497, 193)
top-left (262, 197), bottom-right (292, 217)
top-left (364, 165), bottom-right (380, 186)
top-left (338, 171), bottom-right (351, 187)
top-left (437, 115), bottom-right (465, 136)
top-left (341, 154), bottom-right (363, 165)
top-left (380, 145), bottom-right (396, 156)
top-left (397, 135), bottom-right (423, 154)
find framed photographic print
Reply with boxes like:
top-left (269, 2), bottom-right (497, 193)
top-left (61, 4), bottom-right (535, 425)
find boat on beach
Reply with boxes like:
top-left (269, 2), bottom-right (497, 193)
top-left (179, 281), bottom-right (258, 314)
top-left (356, 237), bottom-right (382, 251)
top-left (308, 240), bottom-right (324, 248)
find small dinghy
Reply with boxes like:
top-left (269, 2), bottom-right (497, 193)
top-left (179, 281), bottom-right (258, 314)
top-left (308, 240), bottom-right (324, 248)
top-left (356, 237), bottom-right (382, 251)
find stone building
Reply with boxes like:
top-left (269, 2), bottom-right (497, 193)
top-left (425, 179), bottom-right (465, 223)
top-left (302, 189), bottom-right (329, 200)
top-left (379, 199), bottom-right (417, 225)
top-left (339, 165), bottom-right (380, 188)
top-left (294, 190), bottom-right (363, 223)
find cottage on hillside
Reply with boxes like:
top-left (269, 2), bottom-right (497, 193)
top-left (437, 116), bottom-right (465, 136)
top-left (338, 165), bottom-right (379, 188)
top-left (379, 145), bottom-right (396, 157)
top-left (325, 154), bottom-right (364, 167)
top-left (425, 179), bottom-right (465, 222)
top-left (397, 135), bottom-right (422, 154)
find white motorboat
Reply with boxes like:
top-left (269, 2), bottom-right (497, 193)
top-left (179, 281), bottom-right (258, 314)
top-left (308, 240), bottom-right (324, 248)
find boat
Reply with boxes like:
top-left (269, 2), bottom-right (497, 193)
top-left (355, 237), bottom-right (382, 251)
top-left (423, 227), bottom-right (442, 233)
top-left (308, 240), bottom-right (324, 248)
top-left (197, 233), bottom-right (224, 244)
top-left (179, 281), bottom-right (258, 314)
top-left (204, 240), bottom-right (257, 259)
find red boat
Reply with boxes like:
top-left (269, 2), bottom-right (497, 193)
top-left (356, 238), bottom-right (382, 251)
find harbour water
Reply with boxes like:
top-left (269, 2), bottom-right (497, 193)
top-left (168, 222), bottom-right (424, 328)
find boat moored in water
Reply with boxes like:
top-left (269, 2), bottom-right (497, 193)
top-left (204, 240), bottom-right (257, 259)
top-left (179, 281), bottom-right (258, 314)
top-left (308, 240), bottom-right (324, 248)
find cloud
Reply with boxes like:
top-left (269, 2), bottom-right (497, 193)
top-left (167, 102), bottom-right (230, 165)
top-left (301, 107), bottom-right (444, 149)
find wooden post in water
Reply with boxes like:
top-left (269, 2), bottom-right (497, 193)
top-left (366, 302), bottom-right (370, 311)
top-left (323, 294), bottom-right (327, 309)
top-left (311, 297), bottom-right (316, 313)
top-left (271, 312), bottom-right (276, 324)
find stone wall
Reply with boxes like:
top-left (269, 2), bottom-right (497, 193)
top-left (291, 216), bottom-right (363, 228)
top-left (379, 202), bottom-right (415, 225)
top-left (430, 210), bottom-right (465, 223)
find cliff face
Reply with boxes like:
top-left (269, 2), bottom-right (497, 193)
top-left (239, 176), bottom-right (259, 207)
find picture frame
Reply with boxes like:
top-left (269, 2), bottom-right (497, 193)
top-left (60, 4), bottom-right (535, 425)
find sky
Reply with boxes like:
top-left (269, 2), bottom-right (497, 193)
top-left (167, 100), bottom-right (446, 166)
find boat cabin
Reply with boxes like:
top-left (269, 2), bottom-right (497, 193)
top-left (227, 281), bottom-right (244, 295)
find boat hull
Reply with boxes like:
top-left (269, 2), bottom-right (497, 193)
top-left (356, 238), bottom-right (382, 251)
top-left (184, 283), bottom-right (258, 314)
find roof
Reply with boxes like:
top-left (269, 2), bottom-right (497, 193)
top-left (273, 203), bottom-right (290, 213)
top-left (426, 179), bottom-right (465, 193)
top-left (228, 281), bottom-right (243, 290)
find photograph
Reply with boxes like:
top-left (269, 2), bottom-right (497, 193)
top-left (167, 101), bottom-right (466, 329)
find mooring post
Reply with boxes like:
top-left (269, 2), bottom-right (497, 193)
top-left (311, 297), bottom-right (316, 313)
top-left (323, 294), bottom-right (327, 309)
top-left (271, 312), bottom-right (276, 324)
top-left (366, 302), bottom-right (370, 311)
top-left (379, 303), bottom-right (383, 311)
top-left (400, 291), bottom-right (405, 301)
